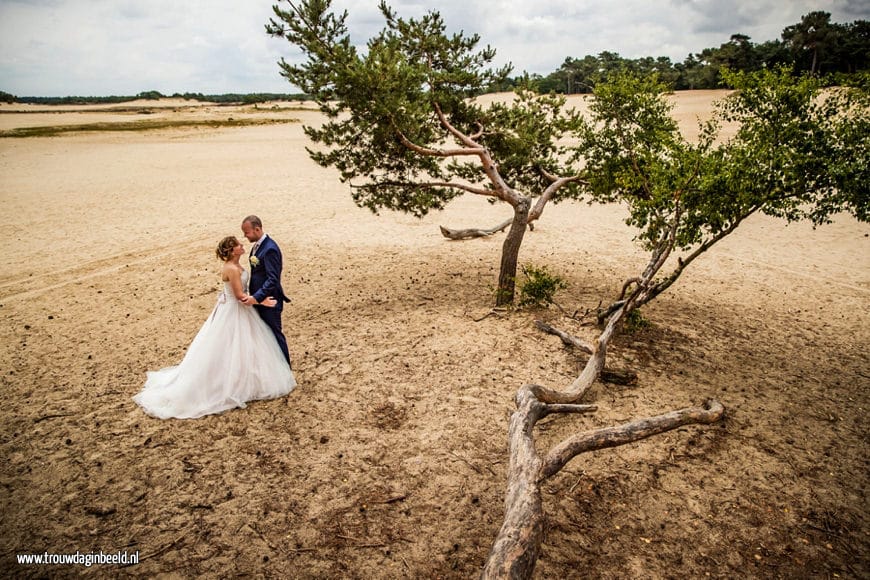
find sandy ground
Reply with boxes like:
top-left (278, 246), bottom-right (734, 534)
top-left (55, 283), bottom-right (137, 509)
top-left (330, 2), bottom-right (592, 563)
top-left (0, 91), bottom-right (867, 578)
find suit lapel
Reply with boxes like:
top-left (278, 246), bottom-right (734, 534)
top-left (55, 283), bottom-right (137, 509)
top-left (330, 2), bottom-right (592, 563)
top-left (251, 236), bottom-right (268, 260)
top-left (255, 235), bottom-right (268, 258)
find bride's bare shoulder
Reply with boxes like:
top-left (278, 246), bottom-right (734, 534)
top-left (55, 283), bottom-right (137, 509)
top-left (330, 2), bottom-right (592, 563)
top-left (221, 263), bottom-right (242, 281)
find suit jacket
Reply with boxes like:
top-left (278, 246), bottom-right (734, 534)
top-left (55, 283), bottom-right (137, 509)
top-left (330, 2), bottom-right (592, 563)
top-left (249, 235), bottom-right (290, 305)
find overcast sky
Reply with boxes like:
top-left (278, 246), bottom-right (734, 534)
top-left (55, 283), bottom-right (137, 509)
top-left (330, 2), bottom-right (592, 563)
top-left (1, 0), bottom-right (867, 97)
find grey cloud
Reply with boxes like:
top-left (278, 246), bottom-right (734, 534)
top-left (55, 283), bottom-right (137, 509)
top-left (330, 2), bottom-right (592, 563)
top-left (3, 0), bottom-right (869, 96)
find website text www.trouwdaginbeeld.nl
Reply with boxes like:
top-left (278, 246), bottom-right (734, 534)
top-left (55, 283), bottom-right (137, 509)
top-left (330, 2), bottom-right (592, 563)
top-left (16, 550), bottom-right (139, 567)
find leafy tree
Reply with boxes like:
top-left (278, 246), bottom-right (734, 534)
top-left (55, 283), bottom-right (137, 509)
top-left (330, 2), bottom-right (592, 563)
top-left (524, 13), bottom-right (866, 94)
top-left (753, 39), bottom-right (792, 69)
top-left (484, 66), bottom-right (868, 578)
top-left (830, 20), bottom-right (870, 74)
top-left (136, 90), bottom-right (165, 100)
top-left (783, 11), bottom-right (838, 75)
top-left (582, 66), bottom-right (869, 321)
top-left (266, 0), bottom-right (587, 305)
top-left (718, 34), bottom-right (760, 71)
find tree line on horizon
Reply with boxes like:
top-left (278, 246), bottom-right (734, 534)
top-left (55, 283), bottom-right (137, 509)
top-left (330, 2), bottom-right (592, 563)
top-left (0, 90), bottom-right (309, 106)
top-left (1, 10), bottom-right (866, 105)
top-left (499, 10), bottom-right (868, 94)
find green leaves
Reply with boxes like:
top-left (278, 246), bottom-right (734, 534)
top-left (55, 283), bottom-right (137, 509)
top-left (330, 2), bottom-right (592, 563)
top-left (268, 0), bottom-right (587, 217)
top-left (719, 67), bottom-right (868, 225)
top-left (517, 263), bottom-right (567, 308)
top-left (268, 0), bottom-right (867, 271)
top-left (580, 66), bottom-right (867, 261)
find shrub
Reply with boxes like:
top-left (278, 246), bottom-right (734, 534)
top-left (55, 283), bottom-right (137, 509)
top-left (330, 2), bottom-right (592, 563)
top-left (518, 264), bottom-right (567, 308)
top-left (624, 308), bottom-right (651, 333)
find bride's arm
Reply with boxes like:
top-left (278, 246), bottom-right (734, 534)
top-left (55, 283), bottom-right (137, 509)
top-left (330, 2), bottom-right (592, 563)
top-left (225, 265), bottom-right (277, 306)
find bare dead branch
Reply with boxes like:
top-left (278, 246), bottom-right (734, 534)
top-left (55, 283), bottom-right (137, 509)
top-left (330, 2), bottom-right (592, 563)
top-left (528, 383), bottom-right (589, 405)
top-left (542, 403), bottom-right (598, 417)
top-left (535, 320), bottom-right (594, 354)
top-left (483, 375), bottom-right (725, 578)
top-left (540, 399), bottom-right (725, 479)
top-left (484, 261), bottom-right (725, 577)
top-left (440, 218), bottom-right (512, 240)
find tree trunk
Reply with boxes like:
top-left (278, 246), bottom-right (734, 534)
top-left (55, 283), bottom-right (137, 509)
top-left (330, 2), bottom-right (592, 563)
top-left (535, 320), bottom-right (637, 385)
top-left (480, 386), bottom-right (547, 579)
top-left (483, 296), bottom-right (724, 576)
top-left (496, 198), bottom-right (531, 306)
top-left (482, 394), bottom-right (724, 578)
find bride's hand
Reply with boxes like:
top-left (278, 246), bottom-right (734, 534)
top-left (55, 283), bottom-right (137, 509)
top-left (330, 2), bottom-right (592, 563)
top-left (261, 296), bottom-right (277, 308)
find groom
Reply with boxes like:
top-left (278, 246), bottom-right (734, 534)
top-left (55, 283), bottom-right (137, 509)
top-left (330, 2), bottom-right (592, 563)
top-left (240, 215), bottom-right (292, 368)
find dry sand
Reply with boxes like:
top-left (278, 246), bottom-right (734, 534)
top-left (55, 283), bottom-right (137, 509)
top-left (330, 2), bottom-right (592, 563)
top-left (0, 91), bottom-right (867, 578)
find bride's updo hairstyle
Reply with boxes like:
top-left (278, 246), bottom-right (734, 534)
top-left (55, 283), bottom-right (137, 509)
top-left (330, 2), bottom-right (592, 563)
top-left (216, 236), bottom-right (239, 261)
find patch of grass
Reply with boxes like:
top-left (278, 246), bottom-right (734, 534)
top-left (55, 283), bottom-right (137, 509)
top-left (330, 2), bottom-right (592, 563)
top-left (517, 263), bottom-right (567, 308)
top-left (0, 117), bottom-right (299, 138)
top-left (624, 308), bottom-right (652, 333)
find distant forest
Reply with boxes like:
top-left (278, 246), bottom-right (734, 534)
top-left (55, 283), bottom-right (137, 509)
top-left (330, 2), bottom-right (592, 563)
top-left (1, 10), bottom-right (866, 105)
top-left (514, 10), bottom-right (869, 94)
top-left (0, 91), bottom-right (308, 106)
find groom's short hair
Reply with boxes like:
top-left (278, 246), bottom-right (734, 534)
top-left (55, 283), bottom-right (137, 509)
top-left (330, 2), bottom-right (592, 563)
top-left (242, 215), bottom-right (262, 229)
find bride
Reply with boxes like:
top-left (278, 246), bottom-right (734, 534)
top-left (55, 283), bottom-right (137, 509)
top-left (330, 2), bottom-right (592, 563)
top-left (133, 236), bottom-right (297, 419)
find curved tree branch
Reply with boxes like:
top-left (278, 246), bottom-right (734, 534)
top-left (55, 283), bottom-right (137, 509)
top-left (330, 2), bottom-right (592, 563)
top-left (534, 320), bottom-right (594, 354)
top-left (528, 168), bottom-right (587, 224)
top-left (618, 277), bottom-right (642, 301)
top-left (396, 130), bottom-right (484, 157)
top-left (433, 102), bottom-right (483, 149)
top-left (540, 399), bottom-right (725, 479)
top-left (432, 102), bottom-right (522, 207)
top-left (359, 179), bottom-right (491, 197)
top-left (482, 379), bottom-right (726, 578)
top-left (597, 205), bottom-right (761, 324)
top-left (469, 121), bottom-right (485, 140)
top-left (483, 222), bottom-right (727, 576)
top-left (440, 218), bottom-right (512, 240)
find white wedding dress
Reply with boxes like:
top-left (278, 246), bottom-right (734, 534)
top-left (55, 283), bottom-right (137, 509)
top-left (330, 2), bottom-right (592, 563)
top-left (133, 270), bottom-right (296, 419)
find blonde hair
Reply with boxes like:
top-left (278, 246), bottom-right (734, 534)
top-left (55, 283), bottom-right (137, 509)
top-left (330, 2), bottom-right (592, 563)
top-left (215, 236), bottom-right (239, 261)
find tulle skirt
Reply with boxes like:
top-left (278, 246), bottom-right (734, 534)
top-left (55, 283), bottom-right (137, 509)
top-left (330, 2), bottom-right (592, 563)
top-left (133, 295), bottom-right (296, 419)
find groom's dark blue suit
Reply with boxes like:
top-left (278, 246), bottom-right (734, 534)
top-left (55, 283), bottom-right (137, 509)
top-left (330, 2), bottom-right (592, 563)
top-left (249, 235), bottom-right (291, 367)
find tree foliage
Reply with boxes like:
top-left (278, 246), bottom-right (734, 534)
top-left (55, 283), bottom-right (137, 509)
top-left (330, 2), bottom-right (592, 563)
top-left (266, 0), bottom-right (589, 214)
top-left (582, 67), bottom-right (869, 321)
top-left (267, 0), bottom-right (588, 304)
top-left (517, 263), bottom-right (567, 308)
top-left (531, 12), bottom-right (868, 94)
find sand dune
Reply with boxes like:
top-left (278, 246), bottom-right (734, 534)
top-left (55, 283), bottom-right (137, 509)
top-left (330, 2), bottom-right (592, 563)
top-left (0, 93), bottom-right (867, 578)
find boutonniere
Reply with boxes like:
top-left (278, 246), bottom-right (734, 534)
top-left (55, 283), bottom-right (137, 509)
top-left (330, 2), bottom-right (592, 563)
top-left (250, 256), bottom-right (260, 267)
